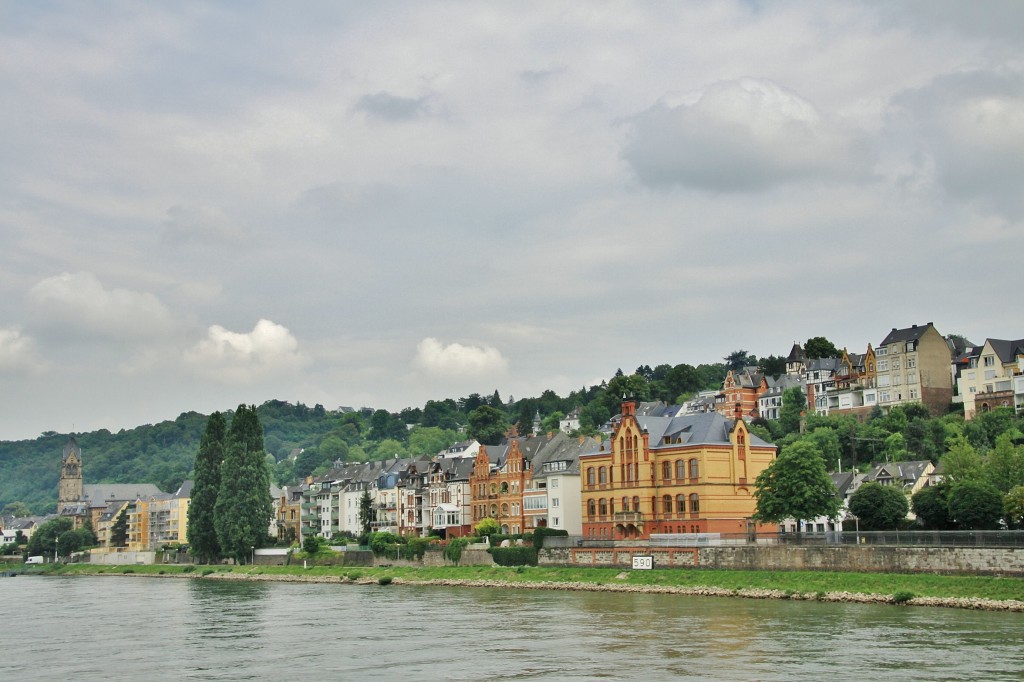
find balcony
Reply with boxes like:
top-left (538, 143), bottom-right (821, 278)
top-left (613, 512), bottom-right (644, 522)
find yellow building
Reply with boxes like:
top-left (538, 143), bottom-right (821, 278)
top-left (581, 401), bottom-right (777, 540)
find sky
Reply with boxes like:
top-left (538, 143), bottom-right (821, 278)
top-left (2, 1), bottom-right (1023, 441)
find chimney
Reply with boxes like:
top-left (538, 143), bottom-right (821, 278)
top-left (546, 431), bottom-right (553, 441)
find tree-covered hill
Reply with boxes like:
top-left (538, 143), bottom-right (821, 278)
top-left (0, 360), bottom-right (730, 514)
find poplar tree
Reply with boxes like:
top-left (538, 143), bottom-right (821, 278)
top-left (187, 411), bottom-right (226, 563)
top-left (214, 405), bottom-right (273, 564)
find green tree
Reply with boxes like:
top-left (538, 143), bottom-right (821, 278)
top-left (187, 412), bottom-right (226, 563)
top-left (467, 406), bottom-right (509, 446)
top-left (407, 426), bottom-right (459, 456)
top-left (758, 354), bottom-right (787, 378)
top-left (26, 517), bottom-right (73, 556)
top-left (724, 350), bottom-right (755, 372)
top-left (475, 517), bottom-right (500, 536)
top-left (911, 484), bottom-right (952, 530)
top-left (110, 508), bottom-right (130, 548)
top-left (800, 427), bottom-right (842, 471)
top-left (358, 490), bottom-right (374, 535)
top-left (983, 432), bottom-right (1024, 494)
top-left (540, 411), bottom-right (564, 434)
top-left (753, 441), bottom-right (840, 530)
top-left (778, 387), bottom-right (806, 435)
top-left (947, 480), bottom-right (1004, 530)
top-left (940, 435), bottom-right (984, 484)
top-left (1, 501), bottom-right (30, 518)
top-left (57, 526), bottom-right (95, 556)
top-left (848, 482), bottom-right (909, 530)
top-left (214, 405), bottom-right (273, 564)
top-left (804, 336), bottom-right (840, 359)
top-left (1004, 485), bottom-right (1024, 529)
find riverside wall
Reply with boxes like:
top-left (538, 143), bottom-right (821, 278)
top-left (539, 545), bottom-right (1024, 576)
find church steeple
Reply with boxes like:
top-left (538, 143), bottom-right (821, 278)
top-left (58, 437), bottom-right (83, 513)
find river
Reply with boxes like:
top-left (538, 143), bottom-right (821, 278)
top-left (3, 576), bottom-right (1022, 680)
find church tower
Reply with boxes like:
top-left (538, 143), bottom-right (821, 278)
top-left (58, 437), bottom-right (84, 514)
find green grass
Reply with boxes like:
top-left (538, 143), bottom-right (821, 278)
top-left (7, 562), bottom-right (1023, 602)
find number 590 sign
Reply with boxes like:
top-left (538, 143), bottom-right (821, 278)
top-left (632, 555), bottom-right (653, 570)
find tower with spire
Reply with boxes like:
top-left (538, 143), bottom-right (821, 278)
top-left (58, 437), bottom-right (84, 514)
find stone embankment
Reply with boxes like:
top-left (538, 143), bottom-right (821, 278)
top-left (196, 571), bottom-right (1024, 612)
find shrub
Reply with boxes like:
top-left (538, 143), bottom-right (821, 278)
top-left (444, 538), bottom-right (469, 565)
top-left (201, 569), bottom-right (215, 577)
top-left (490, 546), bottom-right (538, 567)
top-left (892, 591), bottom-right (914, 605)
top-left (182, 565), bottom-right (195, 573)
top-left (377, 576), bottom-right (393, 586)
top-left (122, 569), bottom-right (134, 574)
top-left (405, 537), bottom-right (429, 561)
top-left (347, 571), bottom-right (362, 581)
top-left (532, 527), bottom-right (569, 550)
top-left (475, 518), bottom-right (500, 536)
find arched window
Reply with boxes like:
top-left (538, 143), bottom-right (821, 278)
top-left (490, 483), bottom-right (497, 495)
top-left (587, 499), bottom-right (596, 517)
top-left (676, 494), bottom-right (686, 514)
top-left (490, 504), bottom-right (497, 516)
top-left (689, 493), bottom-right (700, 514)
top-left (633, 435), bottom-right (638, 452)
top-left (675, 459), bottom-right (685, 479)
top-left (500, 482), bottom-right (509, 493)
top-left (501, 503), bottom-right (509, 515)
top-left (689, 458), bottom-right (699, 480)
top-left (587, 467), bottom-right (595, 485)
top-left (633, 496), bottom-right (640, 513)
top-left (599, 498), bottom-right (608, 516)
top-left (622, 496), bottom-right (630, 511)
top-left (662, 461), bottom-right (671, 481)
top-left (663, 495), bottom-right (672, 513)
top-left (599, 466), bottom-right (607, 484)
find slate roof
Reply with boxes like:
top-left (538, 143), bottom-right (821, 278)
top-left (830, 471), bottom-right (857, 497)
top-left (62, 437), bottom-right (81, 462)
top-left (987, 338), bottom-right (1024, 364)
top-left (530, 432), bottom-right (600, 478)
top-left (82, 483), bottom-right (164, 506)
top-left (862, 461), bottom-right (933, 488)
top-left (880, 323), bottom-right (936, 347)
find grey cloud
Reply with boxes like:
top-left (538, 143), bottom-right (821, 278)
top-left (621, 79), bottom-right (873, 192)
top-left (872, 0), bottom-right (1024, 45)
top-left (161, 204), bottom-right (246, 247)
top-left (354, 92), bottom-right (431, 122)
top-left (889, 69), bottom-right (1024, 218)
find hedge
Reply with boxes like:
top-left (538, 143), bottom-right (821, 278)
top-left (490, 546), bottom-right (538, 566)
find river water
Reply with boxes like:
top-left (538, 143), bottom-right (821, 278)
top-left (3, 576), bottom-right (1023, 680)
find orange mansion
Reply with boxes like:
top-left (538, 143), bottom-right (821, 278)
top-left (580, 401), bottom-right (777, 540)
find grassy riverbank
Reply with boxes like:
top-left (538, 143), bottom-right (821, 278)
top-left (9, 562), bottom-right (1024, 604)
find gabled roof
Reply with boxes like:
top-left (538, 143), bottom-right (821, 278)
top-left (986, 338), bottom-right (1024, 364)
top-left (880, 322), bottom-right (937, 347)
top-left (62, 437), bottom-right (81, 462)
top-left (82, 483), bottom-right (164, 506)
top-left (830, 471), bottom-right (857, 496)
top-left (787, 343), bottom-right (807, 363)
top-left (588, 412), bottom-right (772, 452)
top-left (863, 460), bottom-right (933, 487)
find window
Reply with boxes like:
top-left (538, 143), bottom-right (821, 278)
top-left (984, 355), bottom-right (995, 367)
top-left (551, 498), bottom-right (559, 508)
top-left (907, 358), bottom-right (916, 369)
top-left (676, 494), bottom-right (686, 514)
top-left (599, 498), bottom-right (607, 515)
top-left (909, 388), bottom-right (918, 400)
top-left (892, 358), bottom-right (900, 370)
top-left (633, 496), bottom-right (640, 513)
top-left (689, 494), bottom-right (700, 514)
top-left (689, 458), bottom-right (699, 479)
top-left (878, 359), bottom-right (889, 372)
top-left (662, 461), bottom-right (671, 481)
top-left (587, 499), bottom-right (596, 516)
top-left (622, 496), bottom-right (629, 511)
top-left (550, 479), bottom-right (558, 489)
top-left (675, 459), bottom-right (685, 479)
top-left (598, 467), bottom-right (607, 484)
top-left (663, 495), bottom-right (672, 513)
top-left (587, 467), bottom-right (595, 485)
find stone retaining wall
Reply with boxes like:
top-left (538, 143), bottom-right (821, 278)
top-left (539, 544), bottom-right (1024, 576)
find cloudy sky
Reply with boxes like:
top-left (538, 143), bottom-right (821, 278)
top-left (2, 2), bottom-right (1023, 440)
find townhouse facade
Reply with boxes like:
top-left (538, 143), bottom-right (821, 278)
top-left (580, 401), bottom-right (778, 541)
top-left (957, 338), bottom-right (1024, 419)
top-left (874, 322), bottom-right (953, 416)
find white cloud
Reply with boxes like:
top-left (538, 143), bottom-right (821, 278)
top-left (28, 272), bottom-right (176, 338)
top-left (184, 319), bottom-right (310, 384)
top-left (622, 78), bottom-right (872, 191)
top-left (412, 337), bottom-right (509, 379)
top-left (0, 326), bottom-right (46, 373)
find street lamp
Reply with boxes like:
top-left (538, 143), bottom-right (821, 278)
top-left (250, 546), bottom-right (255, 565)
